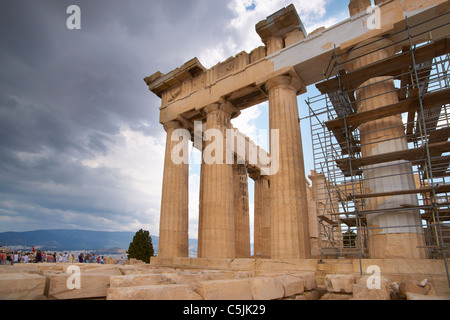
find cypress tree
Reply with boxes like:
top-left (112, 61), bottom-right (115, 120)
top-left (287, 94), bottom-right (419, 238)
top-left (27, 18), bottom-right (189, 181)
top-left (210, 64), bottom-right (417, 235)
top-left (127, 229), bottom-right (154, 263)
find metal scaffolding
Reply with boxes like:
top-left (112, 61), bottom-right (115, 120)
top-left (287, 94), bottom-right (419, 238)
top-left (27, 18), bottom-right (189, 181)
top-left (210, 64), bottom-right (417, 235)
top-left (306, 10), bottom-right (450, 284)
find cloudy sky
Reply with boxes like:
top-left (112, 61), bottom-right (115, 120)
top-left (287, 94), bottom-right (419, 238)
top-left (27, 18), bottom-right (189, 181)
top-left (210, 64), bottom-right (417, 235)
top-left (0, 0), bottom-right (351, 237)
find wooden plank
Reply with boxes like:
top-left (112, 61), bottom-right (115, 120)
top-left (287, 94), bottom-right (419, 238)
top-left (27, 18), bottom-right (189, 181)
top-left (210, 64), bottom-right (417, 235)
top-left (318, 215), bottom-right (339, 226)
top-left (346, 184), bottom-right (450, 201)
top-left (350, 204), bottom-right (432, 216)
top-left (316, 38), bottom-right (450, 95)
top-left (325, 88), bottom-right (450, 131)
top-left (429, 126), bottom-right (450, 144)
top-left (340, 217), bottom-right (367, 227)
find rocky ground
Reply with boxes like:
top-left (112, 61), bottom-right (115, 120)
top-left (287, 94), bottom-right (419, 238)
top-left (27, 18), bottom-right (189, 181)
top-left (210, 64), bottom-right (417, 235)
top-left (0, 261), bottom-right (448, 300)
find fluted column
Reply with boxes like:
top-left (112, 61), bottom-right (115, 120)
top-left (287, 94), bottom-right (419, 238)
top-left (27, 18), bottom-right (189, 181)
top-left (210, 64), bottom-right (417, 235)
top-left (251, 172), bottom-right (271, 258)
top-left (265, 75), bottom-right (311, 259)
top-left (347, 37), bottom-right (426, 258)
top-left (158, 120), bottom-right (189, 258)
top-left (233, 164), bottom-right (250, 258)
top-left (266, 36), bottom-right (284, 55)
top-left (199, 102), bottom-right (238, 258)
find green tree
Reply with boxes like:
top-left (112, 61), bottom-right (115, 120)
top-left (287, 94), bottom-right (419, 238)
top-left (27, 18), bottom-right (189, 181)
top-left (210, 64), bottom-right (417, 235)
top-left (127, 229), bottom-right (154, 263)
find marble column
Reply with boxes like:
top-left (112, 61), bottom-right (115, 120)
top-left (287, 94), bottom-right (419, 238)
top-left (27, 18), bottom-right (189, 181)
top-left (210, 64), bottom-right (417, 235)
top-left (198, 102), bottom-right (238, 258)
top-left (265, 75), bottom-right (311, 259)
top-left (158, 120), bottom-right (189, 258)
top-left (233, 164), bottom-right (251, 258)
top-left (251, 172), bottom-right (271, 258)
top-left (347, 38), bottom-right (426, 259)
top-left (266, 36), bottom-right (284, 55)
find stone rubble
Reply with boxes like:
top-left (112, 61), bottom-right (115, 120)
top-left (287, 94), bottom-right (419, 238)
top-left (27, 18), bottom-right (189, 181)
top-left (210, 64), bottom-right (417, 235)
top-left (1, 261), bottom-right (449, 300)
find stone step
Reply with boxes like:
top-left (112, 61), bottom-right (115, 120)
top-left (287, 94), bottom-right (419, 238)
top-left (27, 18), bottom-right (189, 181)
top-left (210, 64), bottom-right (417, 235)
top-left (317, 262), bottom-right (354, 273)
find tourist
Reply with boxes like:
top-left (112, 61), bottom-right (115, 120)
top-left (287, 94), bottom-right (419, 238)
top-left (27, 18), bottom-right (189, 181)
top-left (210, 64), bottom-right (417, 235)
top-left (47, 254), bottom-right (54, 263)
top-left (53, 252), bottom-right (56, 263)
top-left (6, 252), bottom-right (12, 265)
top-left (13, 252), bottom-right (19, 264)
top-left (22, 253), bottom-right (30, 263)
top-left (99, 256), bottom-right (104, 264)
top-left (35, 250), bottom-right (42, 263)
top-left (0, 251), bottom-right (5, 265)
top-left (69, 254), bottom-right (74, 263)
top-left (78, 253), bottom-right (84, 263)
top-left (58, 254), bottom-right (64, 263)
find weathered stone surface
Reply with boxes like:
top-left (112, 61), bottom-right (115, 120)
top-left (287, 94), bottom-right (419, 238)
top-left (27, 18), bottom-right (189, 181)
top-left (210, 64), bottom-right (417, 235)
top-left (276, 275), bottom-right (304, 297)
top-left (0, 272), bottom-right (46, 300)
top-left (303, 290), bottom-right (321, 300)
top-left (230, 259), bottom-right (255, 270)
top-left (103, 257), bottom-right (116, 264)
top-left (158, 120), bottom-right (189, 258)
top-left (351, 275), bottom-right (390, 300)
top-left (399, 279), bottom-right (436, 298)
top-left (320, 293), bottom-right (353, 300)
top-left (118, 265), bottom-right (154, 275)
top-left (266, 74), bottom-right (310, 259)
top-left (110, 274), bottom-right (164, 288)
top-left (128, 258), bottom-right (145, 265)
top-left (0, 265), bottom-right (41, 274)
top-left (352, 283), bottom-right (390, 300)
top-left (198, 279), bottom-right (253, 300)
top-left (107, 284), bottom-right (202, 300)
top-left (44, 273), bottom-right (111, 299)
top-left (79, 265), bottom-right (122, 276)
top-left (161, 271), bottom-right (233, 292)
top-left (325, 274), bottom-right (355, 293)
top-left (406, 292), bottom-right (450, 300)
top-left (290, 272), bottom-right (317, 290)
top-left (234, 271), bottom-right (255, 278)
top-left (249, 277), bottom-right (284, 300)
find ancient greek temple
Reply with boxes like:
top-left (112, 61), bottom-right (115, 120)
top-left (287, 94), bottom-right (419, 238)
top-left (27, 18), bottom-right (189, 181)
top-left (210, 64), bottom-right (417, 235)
top-left (144, 0), bottom-right (450, 265)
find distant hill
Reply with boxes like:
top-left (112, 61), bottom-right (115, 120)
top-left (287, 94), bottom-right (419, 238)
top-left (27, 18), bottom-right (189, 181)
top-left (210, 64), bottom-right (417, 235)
top-left (0, 229), bottom-right (154, 251)
top-left (0, 229), bottom-right (199, 256)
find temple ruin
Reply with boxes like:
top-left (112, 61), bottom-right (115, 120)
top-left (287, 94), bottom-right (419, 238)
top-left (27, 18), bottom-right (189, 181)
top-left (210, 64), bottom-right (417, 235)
top-left (144, 0), bottom-right (450, 290)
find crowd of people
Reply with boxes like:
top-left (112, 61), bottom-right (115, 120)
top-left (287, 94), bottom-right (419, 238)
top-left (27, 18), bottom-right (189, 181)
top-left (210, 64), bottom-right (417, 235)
top-left (0, 247), bottom-right (120, 265)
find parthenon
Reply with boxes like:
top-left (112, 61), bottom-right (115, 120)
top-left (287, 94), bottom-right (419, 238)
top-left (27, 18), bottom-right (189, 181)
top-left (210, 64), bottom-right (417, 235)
top-left (144, 0), bottom-right (450, 279)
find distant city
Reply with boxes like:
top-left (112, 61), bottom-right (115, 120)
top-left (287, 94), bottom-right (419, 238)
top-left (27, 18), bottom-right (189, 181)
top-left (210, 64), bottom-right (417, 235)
top-left (0, 229), bottom-right (201, 258)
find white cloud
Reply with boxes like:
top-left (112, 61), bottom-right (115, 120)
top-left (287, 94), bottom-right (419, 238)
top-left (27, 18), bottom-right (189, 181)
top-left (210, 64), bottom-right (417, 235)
top-left (225, 0), bottom-right (331, 54)
top-left (0, 0), bottom-right (337, 237)
top-left (196, 0), bottom-right (335, 69)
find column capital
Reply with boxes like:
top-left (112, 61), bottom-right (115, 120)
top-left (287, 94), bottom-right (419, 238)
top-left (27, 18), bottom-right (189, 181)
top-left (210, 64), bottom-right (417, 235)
top-left (264, 74), bottom-right (303, 93)
top-left (162, 120), bottom-right (183, 132)
top-left (162, 117), bottom-right (194, 133)
top-left (202, 100), bottom-right (240, 118)
top-left (248, 170), bottom-right (260, 181)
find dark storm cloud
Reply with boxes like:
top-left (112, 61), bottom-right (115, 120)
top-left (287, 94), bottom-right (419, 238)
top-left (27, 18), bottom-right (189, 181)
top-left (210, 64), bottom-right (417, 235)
top-left (0, 0), bottom-right (235, 232)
